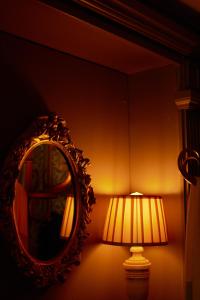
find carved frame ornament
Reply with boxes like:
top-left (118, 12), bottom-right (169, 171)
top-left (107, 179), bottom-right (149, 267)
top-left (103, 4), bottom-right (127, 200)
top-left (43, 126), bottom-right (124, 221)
top-left (0, 113), bottom-right (95, 288)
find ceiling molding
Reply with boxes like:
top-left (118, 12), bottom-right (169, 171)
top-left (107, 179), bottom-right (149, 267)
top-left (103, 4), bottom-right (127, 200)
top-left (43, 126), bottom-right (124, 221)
top-left (71, 0), bottom-right (200, 59)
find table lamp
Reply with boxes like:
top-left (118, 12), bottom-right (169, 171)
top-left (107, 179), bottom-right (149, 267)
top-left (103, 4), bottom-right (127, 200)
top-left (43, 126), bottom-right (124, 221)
top-left (102, 195), bottom-right (168, 300)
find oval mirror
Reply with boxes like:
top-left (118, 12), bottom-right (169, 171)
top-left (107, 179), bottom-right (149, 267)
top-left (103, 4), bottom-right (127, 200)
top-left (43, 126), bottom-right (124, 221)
top-left (14, 143), bottom-right (75, 261)
top-left (0, 113), bottom-right (95, 287)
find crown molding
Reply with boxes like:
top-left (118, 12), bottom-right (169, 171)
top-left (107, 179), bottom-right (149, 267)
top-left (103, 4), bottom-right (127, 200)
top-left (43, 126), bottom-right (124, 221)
top-left (72, 0), bottom-right (200, 59)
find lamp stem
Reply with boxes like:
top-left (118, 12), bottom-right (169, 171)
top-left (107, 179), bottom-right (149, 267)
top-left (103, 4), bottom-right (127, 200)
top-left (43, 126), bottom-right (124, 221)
top-left (123, 246), bottom-right (151, 300)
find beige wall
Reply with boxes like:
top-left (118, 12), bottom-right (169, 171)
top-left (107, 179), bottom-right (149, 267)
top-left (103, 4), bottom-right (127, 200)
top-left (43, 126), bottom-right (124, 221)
top-left (129, 67), bottom-right (184, 300)
top-left (0, 32), bottom-right (184, 300)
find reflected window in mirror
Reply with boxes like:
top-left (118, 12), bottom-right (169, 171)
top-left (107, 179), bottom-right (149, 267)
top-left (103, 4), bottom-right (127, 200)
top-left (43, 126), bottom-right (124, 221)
top-left (14, 143), bottom-right (75, 261)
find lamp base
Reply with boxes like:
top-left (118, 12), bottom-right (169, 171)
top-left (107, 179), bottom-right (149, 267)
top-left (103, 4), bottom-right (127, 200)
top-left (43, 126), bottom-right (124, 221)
top-left (123, 246), bottom-right (151, 300)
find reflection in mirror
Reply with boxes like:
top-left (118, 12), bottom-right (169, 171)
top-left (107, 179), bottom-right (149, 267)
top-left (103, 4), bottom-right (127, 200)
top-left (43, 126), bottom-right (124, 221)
top-left (0, 113), bottom-right (95, 287)
top-left (14, 143), bottom-right (75, 261)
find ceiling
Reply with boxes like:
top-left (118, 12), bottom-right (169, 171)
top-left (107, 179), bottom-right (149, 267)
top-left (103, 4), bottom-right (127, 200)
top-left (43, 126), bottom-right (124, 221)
top-left (0, 0), bottom-right (174, 74)
top-left (1, 1), bottom-right (200, 74)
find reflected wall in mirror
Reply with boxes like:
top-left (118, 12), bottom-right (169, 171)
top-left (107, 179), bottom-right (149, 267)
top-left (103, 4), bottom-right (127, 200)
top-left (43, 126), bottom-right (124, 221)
top-left (0, 113), bottom-right (95, 287)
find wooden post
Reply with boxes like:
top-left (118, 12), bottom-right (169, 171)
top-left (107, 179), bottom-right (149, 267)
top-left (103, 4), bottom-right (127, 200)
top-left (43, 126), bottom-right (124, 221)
top-left (176, 59), bottom-right (200, 222)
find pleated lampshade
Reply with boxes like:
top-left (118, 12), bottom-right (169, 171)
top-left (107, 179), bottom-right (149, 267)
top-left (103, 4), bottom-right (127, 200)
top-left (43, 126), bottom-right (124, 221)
top-left (102, 195), bottom-right (168, 246)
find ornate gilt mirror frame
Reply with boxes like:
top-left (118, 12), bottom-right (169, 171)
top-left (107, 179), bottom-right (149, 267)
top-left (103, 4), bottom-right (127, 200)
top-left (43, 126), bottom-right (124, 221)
top-left (0, 113), bottom-right (95, 287)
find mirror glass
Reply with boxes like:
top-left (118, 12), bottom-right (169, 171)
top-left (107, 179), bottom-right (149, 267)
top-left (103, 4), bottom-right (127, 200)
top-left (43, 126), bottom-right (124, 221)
top-left (13, 143), bottom-right (75, 261)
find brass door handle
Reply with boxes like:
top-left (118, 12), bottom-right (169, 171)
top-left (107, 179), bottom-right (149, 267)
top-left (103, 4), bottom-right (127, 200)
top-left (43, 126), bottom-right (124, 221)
top-left (178, 149), bottom-right (200, 185)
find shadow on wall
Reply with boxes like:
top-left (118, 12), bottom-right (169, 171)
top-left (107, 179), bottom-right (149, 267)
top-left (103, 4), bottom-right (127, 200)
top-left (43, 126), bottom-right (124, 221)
top-left (0, 235), bottom-right (47, 299)
top-left (0, 63), bottom-right (48, 169)
top-left (0, 63), bottom-right (48, 298)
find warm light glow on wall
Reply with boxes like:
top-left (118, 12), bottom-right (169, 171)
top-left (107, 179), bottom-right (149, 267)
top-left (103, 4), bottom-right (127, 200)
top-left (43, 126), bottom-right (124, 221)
top-left (130, 174), bottom-right (181, 195)
top-left (90, 177), bottom-right (116, 195)
top-left (90, 175), bottom-right (130, 195)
